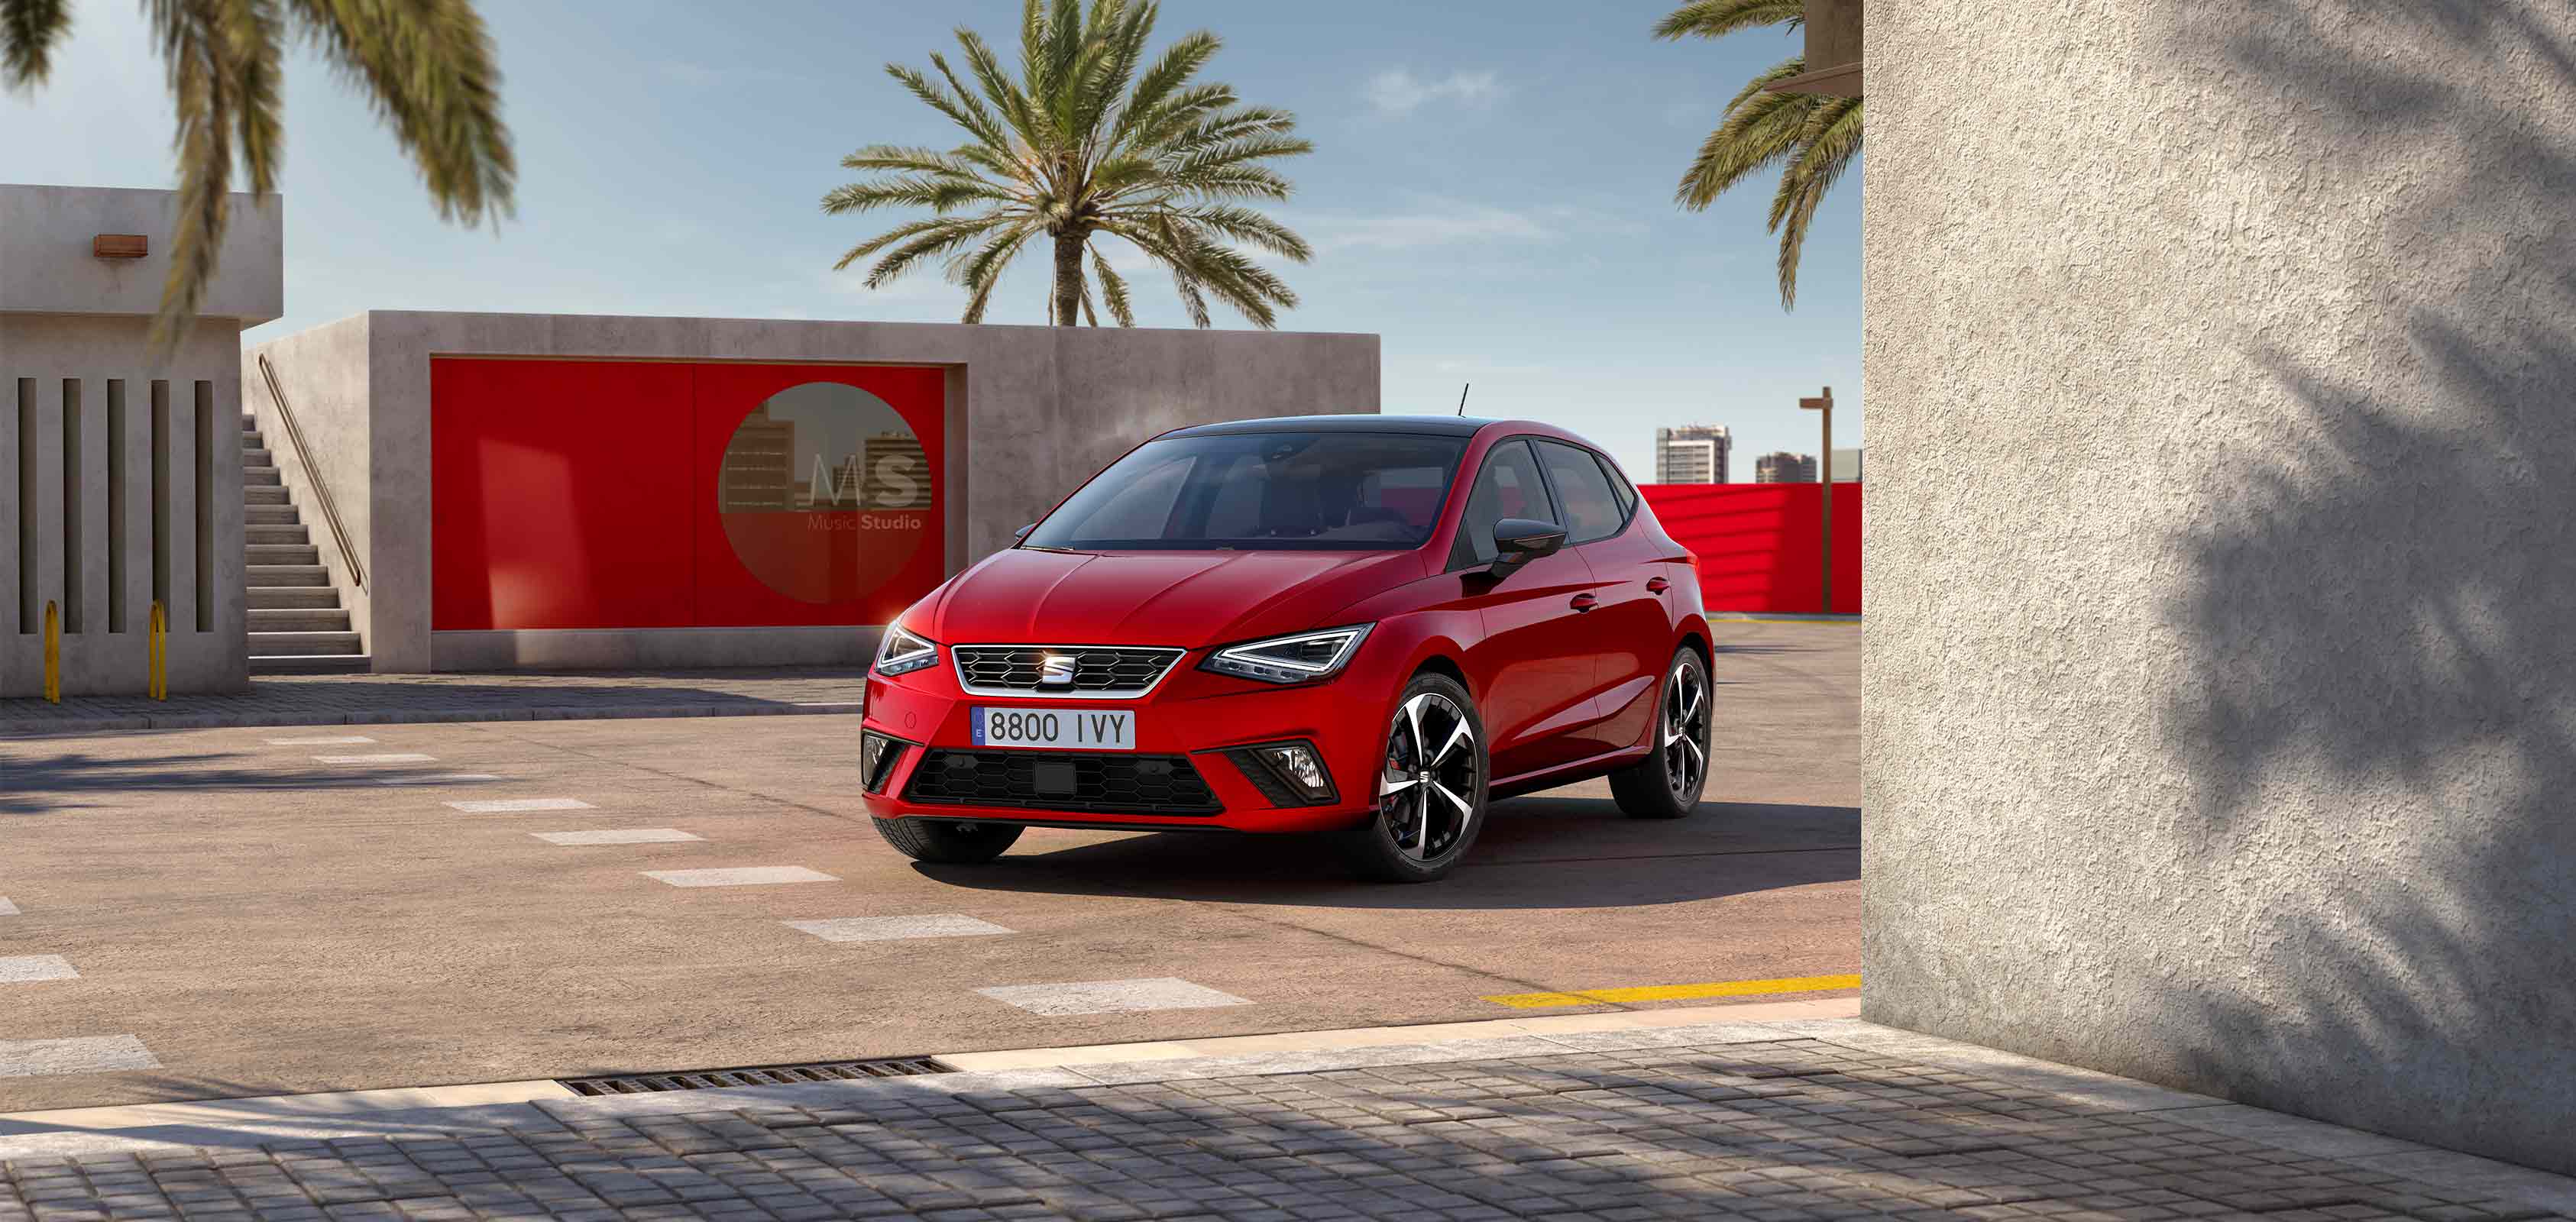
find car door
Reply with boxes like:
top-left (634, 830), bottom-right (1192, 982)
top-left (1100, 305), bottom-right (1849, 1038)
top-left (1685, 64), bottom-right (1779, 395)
top-left (1451, 438), bottom-right (1604, 780)
top-left (1532, 439), bottom-right (1668, 756)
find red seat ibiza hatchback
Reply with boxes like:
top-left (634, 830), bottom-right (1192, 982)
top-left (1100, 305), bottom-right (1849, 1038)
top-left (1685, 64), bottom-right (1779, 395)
top-left (857, 415), bottom-right (1714, 882)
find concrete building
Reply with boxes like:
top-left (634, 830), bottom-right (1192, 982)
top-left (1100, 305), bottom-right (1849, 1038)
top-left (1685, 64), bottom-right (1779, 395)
top-left (1752, 451), bottom-right (1817, 483)
top-left (1865, 0), bottom-right (2576, 1177)
top-left (1654, 425), bottom-right (1731, 484)
top-left (248, 313), bottom-right (1377, 673)
top-left (1, 184), bottom-right (274, 697)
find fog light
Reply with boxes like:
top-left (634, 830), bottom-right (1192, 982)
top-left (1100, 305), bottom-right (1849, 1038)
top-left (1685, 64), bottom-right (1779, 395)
top-left (1258, 743), bottom-right (1335, 802)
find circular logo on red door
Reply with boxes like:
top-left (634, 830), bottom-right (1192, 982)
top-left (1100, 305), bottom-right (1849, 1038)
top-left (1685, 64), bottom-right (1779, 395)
top-left (715, 381), bottom-right (933, 604)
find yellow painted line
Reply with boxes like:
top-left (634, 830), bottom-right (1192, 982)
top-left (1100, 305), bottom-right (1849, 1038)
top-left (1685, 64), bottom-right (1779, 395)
top-left (1483, 973), bottom-right (1862, 1010)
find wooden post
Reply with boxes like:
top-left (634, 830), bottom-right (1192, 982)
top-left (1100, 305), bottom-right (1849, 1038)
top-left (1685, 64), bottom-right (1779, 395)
top-left (1801, 387), bottom-right (1835, 613)
top-left (149, 600), bottom-right (168, 700)
top-left (43, 600), bottom-right (60, 703)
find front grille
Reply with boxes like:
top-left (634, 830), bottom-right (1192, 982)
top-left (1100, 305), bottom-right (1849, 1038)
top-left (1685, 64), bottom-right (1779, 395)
top-left (558, 1056), bottom-right (951, 1096)
top-left (952, 645), bottom-right (1184, 696)
top-left (903, 749), bottom-right (1222, 815)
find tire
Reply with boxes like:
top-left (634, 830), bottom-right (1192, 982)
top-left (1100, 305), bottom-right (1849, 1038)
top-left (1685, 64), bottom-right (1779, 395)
top-left (1337, 671), bottom-right (1489, 883)
top-left (872, 815), bottom-right (1024, 865)
top-left (1609, 646), bottom-right (1711, 820)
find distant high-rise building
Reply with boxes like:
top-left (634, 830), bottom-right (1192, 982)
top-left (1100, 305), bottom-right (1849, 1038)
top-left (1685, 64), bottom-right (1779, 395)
top-left (1828, 447), bottom-right (1864, 483)
top-left (720, 408), bottom-right (796, 510)
top-left (1753, 451), bottom-right (1818, 483)
top-left (859, 432), bottom-right (933, 509)
top-left (1655, 425), bottom-right (1732, 484)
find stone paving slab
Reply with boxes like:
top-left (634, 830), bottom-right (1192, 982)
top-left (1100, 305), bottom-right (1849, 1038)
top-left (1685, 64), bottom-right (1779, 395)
top-left (5, 1025), bottom-right (2569, 1221)
top-left (0, 668), bottom-right (867, 737)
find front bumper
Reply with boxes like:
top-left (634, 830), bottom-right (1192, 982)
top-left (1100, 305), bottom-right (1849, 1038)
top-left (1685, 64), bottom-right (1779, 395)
top-left (858, 649), bottom-right (1383, 833)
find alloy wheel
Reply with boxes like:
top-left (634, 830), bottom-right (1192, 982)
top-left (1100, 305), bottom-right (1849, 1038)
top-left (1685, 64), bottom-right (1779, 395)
top-left (1662, 658), bottom-right (1708, 799)
top-left (1379, 691), bottom-right (1480, 860)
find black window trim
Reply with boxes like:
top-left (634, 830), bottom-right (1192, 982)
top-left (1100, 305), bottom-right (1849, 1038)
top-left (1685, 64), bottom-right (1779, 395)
top-left (1530, 438), bottom-right (1634, 547)
top-left (1445, 435), bottom-right (1564, 574)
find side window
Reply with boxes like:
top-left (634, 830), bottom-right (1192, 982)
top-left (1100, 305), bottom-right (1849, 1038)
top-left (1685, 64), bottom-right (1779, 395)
top-left (1599, 453), bottom-right (1639, 519)
top-left (1448, 440), bottom-right (1554, 569)
top-left (1536, 441), bottom-right (1623, 544)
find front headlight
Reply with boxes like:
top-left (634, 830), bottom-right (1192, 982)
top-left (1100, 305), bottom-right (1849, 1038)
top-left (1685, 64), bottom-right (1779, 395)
top-left (1199, 624), bottom-right (1374, 685)
top-left (873, 623), bottom-right (941, 677)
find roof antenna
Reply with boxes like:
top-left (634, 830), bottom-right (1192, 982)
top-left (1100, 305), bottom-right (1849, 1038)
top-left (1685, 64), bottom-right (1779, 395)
top-left (1455, 383), bottom-right (1471, 415)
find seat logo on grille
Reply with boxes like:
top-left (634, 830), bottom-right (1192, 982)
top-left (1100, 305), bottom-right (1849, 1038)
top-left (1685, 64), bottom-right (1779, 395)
top-left (1037, 654), bottom-right (1078, 686)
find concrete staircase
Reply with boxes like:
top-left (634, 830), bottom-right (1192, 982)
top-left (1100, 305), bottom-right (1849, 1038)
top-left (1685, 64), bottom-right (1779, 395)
top-left (243, 412), bottom-right (368, 674)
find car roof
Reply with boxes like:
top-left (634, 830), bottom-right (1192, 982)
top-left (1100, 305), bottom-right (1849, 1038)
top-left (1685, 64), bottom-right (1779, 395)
top-left (1160, 414), bottom-right (1581, 442)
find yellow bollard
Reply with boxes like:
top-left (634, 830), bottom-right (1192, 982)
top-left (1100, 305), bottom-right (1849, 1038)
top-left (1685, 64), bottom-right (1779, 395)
top-left (42, 600), bottom-right (60, 703)
top-left (149, 600), bottom-right (168, 700)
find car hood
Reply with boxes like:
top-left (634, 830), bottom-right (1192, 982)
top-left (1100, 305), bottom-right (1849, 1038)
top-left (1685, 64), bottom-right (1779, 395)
top-left (917, 547), bottom-right (1426, 648)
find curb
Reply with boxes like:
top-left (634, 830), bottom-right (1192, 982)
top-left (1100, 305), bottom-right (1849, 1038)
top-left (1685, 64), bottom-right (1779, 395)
top-left (0, 700), bottom-right (865, 739)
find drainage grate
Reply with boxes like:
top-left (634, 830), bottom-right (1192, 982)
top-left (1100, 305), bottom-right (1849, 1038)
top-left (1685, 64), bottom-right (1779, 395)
top-left (558, 1056), bottom-right (953, 1096)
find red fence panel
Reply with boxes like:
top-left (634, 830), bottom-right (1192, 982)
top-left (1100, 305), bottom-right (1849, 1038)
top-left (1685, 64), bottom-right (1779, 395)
top-left (1639, 483), bottom-right (1860, 615)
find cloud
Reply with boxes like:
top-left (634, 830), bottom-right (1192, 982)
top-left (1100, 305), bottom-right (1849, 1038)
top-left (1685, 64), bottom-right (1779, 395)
top-left (1364, 68), bottom-right (1502, 116)
top-left (1293, 200), bottom-right (1630, 254)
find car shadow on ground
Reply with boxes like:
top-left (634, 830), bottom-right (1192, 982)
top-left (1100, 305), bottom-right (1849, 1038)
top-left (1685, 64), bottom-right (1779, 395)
top-left (911, 797), bottom-right (1859, 910)
top-left (0, 752), bottom-right (502, 815)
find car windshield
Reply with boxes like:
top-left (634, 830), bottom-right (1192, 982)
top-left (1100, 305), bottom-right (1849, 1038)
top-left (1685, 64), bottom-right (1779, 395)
top-left (1024, 431), bottom-right (1468, 551)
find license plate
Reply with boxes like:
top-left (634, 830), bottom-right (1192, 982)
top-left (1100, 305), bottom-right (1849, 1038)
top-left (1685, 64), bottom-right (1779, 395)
top-left (971, 706), bottom-right (1136, 751)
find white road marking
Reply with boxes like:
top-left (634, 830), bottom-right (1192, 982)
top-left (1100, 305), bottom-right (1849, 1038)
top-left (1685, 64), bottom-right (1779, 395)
top-left (267, 735), bottom-right (376, 745)
top-left (976, 978), bottom-right (1254, 1017)
top-left (312, 753), bottom-right (435, 764)
top-left (785, 915), bottom-right (1015, 942)
top-left (0, 956), bottom-right (80, 983)
top-left (375, 774), bottom-right (502, 786)
top-left (532, 829), bottom-right (702, 845)
top-left (642, 866), bottom-right (837, 887)
top-left (0, 1036), bottom-right (160, 1078)
top-left (448, 798), bottom-right (595, 813)
top-left (0, 898), bottom-right (16, 916)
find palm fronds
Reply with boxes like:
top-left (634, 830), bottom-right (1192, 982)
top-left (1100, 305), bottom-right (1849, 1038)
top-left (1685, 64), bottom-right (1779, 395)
top-left (1658, 0), bottom-right (1858, 310)
top-left (2, 0), bottom-right (513, 346)
top-left (824, 0), bottom-right (1311, 328)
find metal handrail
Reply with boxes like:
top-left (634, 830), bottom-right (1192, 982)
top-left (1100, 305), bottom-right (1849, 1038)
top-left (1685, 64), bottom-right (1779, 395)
top-left (254, 352), bottom-right (367, 591)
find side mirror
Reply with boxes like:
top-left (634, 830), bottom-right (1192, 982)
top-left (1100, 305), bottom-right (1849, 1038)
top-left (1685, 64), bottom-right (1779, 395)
top-left (1011, 523), bottom-right (1034, 540)
top-left (1485, 517), bottom-right (1567, 580)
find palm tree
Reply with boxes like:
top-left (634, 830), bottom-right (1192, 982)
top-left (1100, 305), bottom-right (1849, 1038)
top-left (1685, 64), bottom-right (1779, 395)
top-left (1656, 0), bottom-right (1861, 309)
top-left (824, 0), bottom-right (1312, 328)
top-left (1, 0), bottom-right (514, 343)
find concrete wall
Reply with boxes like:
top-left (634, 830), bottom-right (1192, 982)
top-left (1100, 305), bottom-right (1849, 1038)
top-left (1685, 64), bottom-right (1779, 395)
top-left (248, 312), bottom-right (1378, 673)
top-left (1, 185), bottom-right (275, 697)
top-left (1862, 2), bottom-right (2576, 1175)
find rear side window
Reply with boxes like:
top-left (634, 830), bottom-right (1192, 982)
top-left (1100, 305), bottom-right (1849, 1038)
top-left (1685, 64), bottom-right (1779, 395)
top-left (1536, 441), bottom-right (1624, 544)
top-left (1450, 439), bottom-right (1555, 568)
top-left (1600, 453), bottom-right (1639, 517)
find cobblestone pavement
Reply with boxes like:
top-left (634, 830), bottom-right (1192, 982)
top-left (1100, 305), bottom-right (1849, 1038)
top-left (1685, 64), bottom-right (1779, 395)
top-left (0, 669), bottom-right (866, 736)
top-left (4, 1037), bottom-right (2565, 1222)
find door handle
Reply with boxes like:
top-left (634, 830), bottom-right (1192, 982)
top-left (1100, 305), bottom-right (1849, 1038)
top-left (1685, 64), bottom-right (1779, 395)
top-left (1646, 577), bottom-right (1671, 593)
top-left (1569, 593), bottom-right (1599, 612)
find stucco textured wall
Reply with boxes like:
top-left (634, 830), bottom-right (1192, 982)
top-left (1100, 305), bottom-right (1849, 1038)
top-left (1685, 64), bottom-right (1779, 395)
top-left (1862, 2), bottom-right (2576, 1173)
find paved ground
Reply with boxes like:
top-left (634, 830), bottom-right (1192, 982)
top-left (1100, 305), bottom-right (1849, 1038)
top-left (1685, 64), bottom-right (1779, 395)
top-left (0, 670), bottom-right (869, 738)
top-left (5, 1017), bottom-right (2571, 1221)
top-left (0, 624), bottom-right (1862, 1114)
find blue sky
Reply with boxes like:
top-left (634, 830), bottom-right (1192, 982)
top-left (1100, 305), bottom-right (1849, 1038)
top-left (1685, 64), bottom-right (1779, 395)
top-left (2, 0), bottom-right (1860, 480)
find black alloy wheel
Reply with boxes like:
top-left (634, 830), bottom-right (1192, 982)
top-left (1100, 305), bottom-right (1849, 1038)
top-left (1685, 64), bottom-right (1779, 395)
top-left (1610, 647), bottom-right (1711, 820)
top-left (1340, 671), bottom-right (1487, 882)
